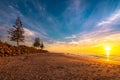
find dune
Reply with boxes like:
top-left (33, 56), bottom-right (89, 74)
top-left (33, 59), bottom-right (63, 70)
top-left (0, 53), bottom-right (120, 80)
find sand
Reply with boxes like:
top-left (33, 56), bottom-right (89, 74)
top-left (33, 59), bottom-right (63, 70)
top-left (0, 53), bottom-right (120, 80)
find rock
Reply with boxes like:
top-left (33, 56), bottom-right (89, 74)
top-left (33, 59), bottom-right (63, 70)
top-left (0, 41), bottom-right (48, 57)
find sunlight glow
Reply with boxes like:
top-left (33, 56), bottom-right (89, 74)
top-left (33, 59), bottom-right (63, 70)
top-left (104, 46), bottom-right (111, 61)
top-left (105, 46), bottom-right (111, 51)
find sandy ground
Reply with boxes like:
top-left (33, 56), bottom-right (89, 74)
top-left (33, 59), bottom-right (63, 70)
top-left (0, 53), bottom-right (120, 80)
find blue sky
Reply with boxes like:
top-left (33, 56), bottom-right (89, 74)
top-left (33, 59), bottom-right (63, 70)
top-left (0, 0), bottom-right (120, 52)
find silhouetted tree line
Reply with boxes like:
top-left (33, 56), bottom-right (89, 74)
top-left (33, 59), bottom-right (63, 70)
top-left (33, 37), bottom-right (44, 50)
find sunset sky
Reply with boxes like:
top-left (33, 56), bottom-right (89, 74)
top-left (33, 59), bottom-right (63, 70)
top-left (0, 0), bottom-right (120, 55)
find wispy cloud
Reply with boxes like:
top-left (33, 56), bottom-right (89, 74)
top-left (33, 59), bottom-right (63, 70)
top-left (97, 10), bottom-right (120, 26)
top-left (24, 28), bottom-right (41, 46)
top-left (63, 8), bottom-right (120, 43)
top-left (0, 3), bottom-right (51, 45)
top-left (24, 28), bottom-right (49, 41)
top-left (64, 35), bottom-right (77, 39)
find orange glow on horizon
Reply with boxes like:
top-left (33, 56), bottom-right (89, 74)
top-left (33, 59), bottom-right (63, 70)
top-left (45, 39), bottom-right (120, 59)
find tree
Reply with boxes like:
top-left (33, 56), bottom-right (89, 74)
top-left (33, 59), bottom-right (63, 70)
top-left (33, 37), bottom-right (40, 48)
top-left (40, 42), bottom-right (44, 50)
top-left (8, 17), bottom-right (24, 46)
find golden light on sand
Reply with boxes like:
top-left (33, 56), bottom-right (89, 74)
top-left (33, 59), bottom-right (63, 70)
top-left (104, 46), bottom-right (111, 61)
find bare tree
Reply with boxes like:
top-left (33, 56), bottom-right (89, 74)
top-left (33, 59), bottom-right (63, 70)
top-left (8, 17), bottom-right (24, 46)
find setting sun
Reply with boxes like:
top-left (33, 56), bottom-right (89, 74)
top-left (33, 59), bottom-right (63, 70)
top-left (105, 46), bottom-right (111, 51)
top-left (104, 46), bottom-right (111, 61)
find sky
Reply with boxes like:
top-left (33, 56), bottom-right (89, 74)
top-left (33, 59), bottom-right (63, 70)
top-left (0, 0), bottom-right (120, 55)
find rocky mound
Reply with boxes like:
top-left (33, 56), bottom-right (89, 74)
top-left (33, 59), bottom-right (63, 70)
top-left (0, 41), bottom-right (48, 57)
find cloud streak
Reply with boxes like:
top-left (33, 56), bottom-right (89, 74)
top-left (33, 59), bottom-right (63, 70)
top-left (97, 10), bottom-right (120, 26)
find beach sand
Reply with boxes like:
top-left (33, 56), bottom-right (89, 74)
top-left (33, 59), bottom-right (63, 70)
top-left (0, 53), bottom-right (120, 80)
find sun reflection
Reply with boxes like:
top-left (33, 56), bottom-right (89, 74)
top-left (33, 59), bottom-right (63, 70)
top-left (105, 46), bottom-right (111, 61)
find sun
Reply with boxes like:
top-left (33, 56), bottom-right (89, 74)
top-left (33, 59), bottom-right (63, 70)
top-left (105, 46), bottom-right (111, 51)
top-left (104, 46), bottom-right (111, 61)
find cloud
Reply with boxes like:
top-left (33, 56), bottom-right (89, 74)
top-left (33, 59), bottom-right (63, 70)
top-left (64, 35), bottom-right (76, 39)
top-left (24, 28), bottom-right (35, 37)
top-left (62, 0), bottom-right (84, 31)
top-left (63, 9), bottom-right (120, 46)
top-left (63, 8), bottom-right (120, 46)
top-left (23, 28), bottom-right (37, 46)
top-left (23, 27), bottom-right (53, 46)
top-left (24, 27), bottom-right (48, 41)
top-left (0, 3), bottom-right (51, 44)
top-left (97, 10), bottom-right (120, 26)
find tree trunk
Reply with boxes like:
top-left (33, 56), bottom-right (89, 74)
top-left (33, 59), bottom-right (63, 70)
top-left (17, 40), bottom-right (19, 46)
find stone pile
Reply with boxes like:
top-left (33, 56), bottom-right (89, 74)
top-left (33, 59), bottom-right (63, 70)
top-left (0, 41), bottom-right (48, 57)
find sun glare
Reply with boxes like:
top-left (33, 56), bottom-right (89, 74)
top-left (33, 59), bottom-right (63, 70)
top-left (105, 46), bottom-right (111, 51)
top-left (104, 46), bottom-right (111, 61)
